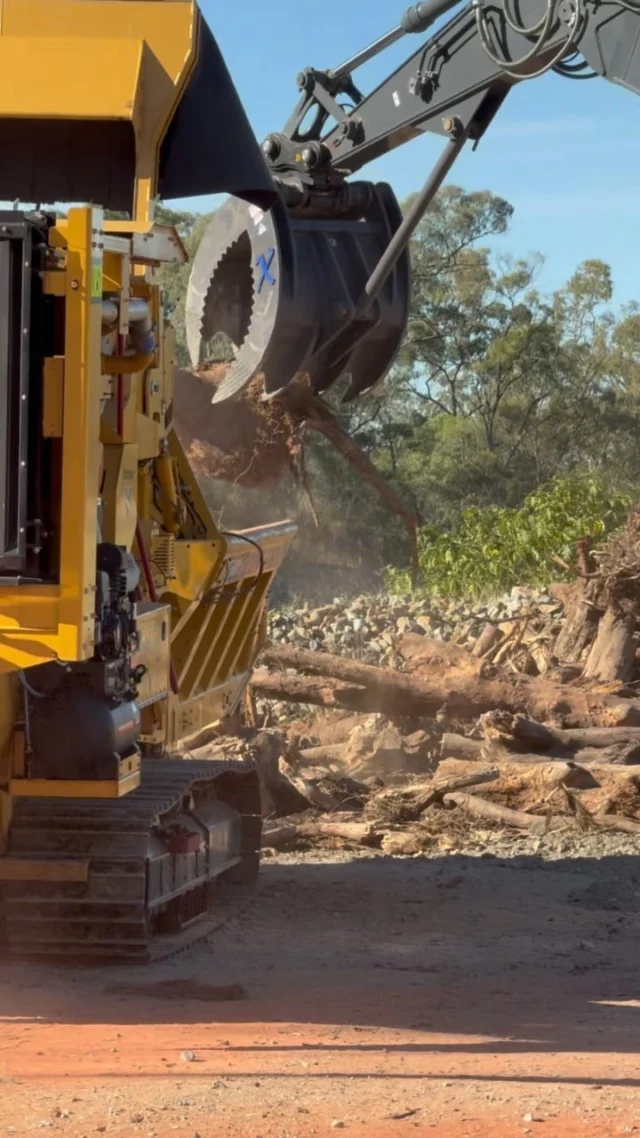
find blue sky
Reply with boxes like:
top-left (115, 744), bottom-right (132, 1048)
top-left (187, 0), bottom-right (640, 306)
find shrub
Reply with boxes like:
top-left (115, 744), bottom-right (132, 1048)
top-left (385, 475), bottom-right (631, 599)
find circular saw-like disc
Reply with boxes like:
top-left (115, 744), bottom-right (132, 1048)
top-left (185, 195), bottom-right (289, 405)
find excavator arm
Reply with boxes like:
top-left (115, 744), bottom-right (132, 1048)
top-left (187, 0), bottom-right (640, 402)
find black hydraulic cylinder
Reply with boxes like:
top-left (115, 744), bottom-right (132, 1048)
top-left (401, 0), bottom-right (461, 33)
top-left (332, 26), bottom-right (406, 80)
top-left (331, 0), bottom-right (461, 80)
top-left (361, 126), bottom-right (468, 310)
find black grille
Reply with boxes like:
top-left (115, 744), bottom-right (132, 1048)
top-left (0, 213), bottom-right (47, 571)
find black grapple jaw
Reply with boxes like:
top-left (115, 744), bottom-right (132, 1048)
top-left (185, 182), bottom-right (410, 404)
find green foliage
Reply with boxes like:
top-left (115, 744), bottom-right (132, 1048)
top-left (386, 475), bottom-right (631, 599)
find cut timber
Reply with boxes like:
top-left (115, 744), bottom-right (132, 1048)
top-left (296, 820), bottom-right (378, 844)
top-left (299, 744), bottom-right (348, 765)
top-left (370, 767), bottom-right (499, 821)
top-left (572, 744), bottom-right (640, 766)
top-left (436, 757), bottom-right (596, 790)
top-left (444, 791), bottom-right (561, 834)
top-left (251, 670), bottom-right (364, 710)
top-left (552, 538), bottom-right (603, 664)
top-left (472, 623), bottom-right (503, 658)
top-left (262, 819), bottom-right (379, 848)
top-left (284, 766), bottom-right (340, 812)
top-left (582, 609), bottom-right (637, 683)
top-left (511, 716), bottom-right (640, 754)
top-left (250, 731), bottom-right (312, 818)
top-left (256, 644), bottom-right (640, 728)
top-left (593, 814), bottom-right (640, 835)
top-left (440, 734), bottom-right (484, 760)
top-left (262, 823), bottom-right (298, 849)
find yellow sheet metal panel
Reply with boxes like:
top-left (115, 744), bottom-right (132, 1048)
top-left (0, 38), bottom-right (143, 118)
top-left (1, 1), bottom-right (197, 85)
top-left (0, 588), bottom-right (59, 633)
top-left (58, 208), bottom-right (104, 661)
top-left (169, 539), bottom-right (226, 604)
top-left (102, 443), bottom-right (139, 549)
top-left (224, 523), bottom-right (297, 582)
top-left (0, 3), bottom-right (198, 221)
top-left (43, 271), bottom-right (66, 297)
top-left (0, 859), bottom-right (89, 883)
top-left (154, 454), bottom-right (181, 535)
top-left (104, 222), bottom-right (188, 267)
top-left (133, 602), bottom-right (171, 708)
top-left (10, 771), bottom-right (141, 798)
top-left (0, 791), bottom-right (11, 854)
top-left (168, 675), bottom-right (252, 744)
top-left (42, 357), bottom-right (64, 438)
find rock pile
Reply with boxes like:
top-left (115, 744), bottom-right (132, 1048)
top-left (268, 586), bottom-right (565, 667)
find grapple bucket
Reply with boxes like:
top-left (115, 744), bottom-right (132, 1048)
top-left (185, 183), bottom-right (410, 404)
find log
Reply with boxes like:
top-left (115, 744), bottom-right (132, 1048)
top-left (552, 538), bottom-right (603, 664)
top-left (582, 609), bottom-right (637, 683)
top-left (472, 623), bottom-right (503, 658)
top-left (285, 767), bottom-right (339, 813)
top-left (440, 733), bottom-right (484, 760)
top-left (422, 766), bottom-right (500, 809)
top-left (370, 766), bottom-right (500, 821)
top-left (437, 756), bottom-right (596, 790)
top-left (299, 744), bottom-right (348, 765)
top-left (593, 814), bottom-right (640, 835)
top-left (262, 823), bottom-right (298, 849)
top-left (251, 670), bottom-right (364, 709)
top-left (251, 731), bottom-right (312, 817)
top-left (296, 820), bottom-right (378, 844)
top-left (510, 716), bottom-right (558, 751)
top-left (512, 716), bottom-right (640, 754)
top-left (445, 790), bottom-right (640, 836)
top-left (576, 763), bottom-right (640, 778)
top-left (573, 744), bottom-right (640, 766)
top-left (257, 645), bottom-right (640, 728)
top-left (443, 791), bottom-right (560, 834)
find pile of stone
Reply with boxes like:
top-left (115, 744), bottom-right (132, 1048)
top-left (268, 586), bottom-right (565, 669)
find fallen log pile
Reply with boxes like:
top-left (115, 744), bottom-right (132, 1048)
top-left (173, 514), bottom-right (640, 852)
top-left (255, 710), bottom-right (640, 854)
top-left (252, 641), bottom-right (640, 728)
top-left (243, 515), bottom-right (640, 852)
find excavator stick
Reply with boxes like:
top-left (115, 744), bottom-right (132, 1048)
top-left (186, 182), bottom-right (411, 403)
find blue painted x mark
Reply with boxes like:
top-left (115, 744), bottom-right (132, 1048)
top-left (256, 247), bottom-right (276, 293)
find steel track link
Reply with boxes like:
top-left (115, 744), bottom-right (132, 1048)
top-left (0, 758), bottom-right (262, 966)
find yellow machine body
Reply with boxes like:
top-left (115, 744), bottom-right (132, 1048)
top-left (0, 2), bottom-right (293, 961)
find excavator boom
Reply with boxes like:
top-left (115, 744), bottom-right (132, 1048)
top-left (187, 0), bottom-right (640, 402)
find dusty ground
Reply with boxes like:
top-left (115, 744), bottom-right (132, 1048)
top-left (2, 838), bottom-right (640, 1138)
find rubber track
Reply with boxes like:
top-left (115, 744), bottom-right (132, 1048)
top-left (0, 758), bottom-right (261, 966)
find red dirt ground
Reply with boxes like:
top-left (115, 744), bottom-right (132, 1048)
top-left (2, 849), bottom-right (640, 1137)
